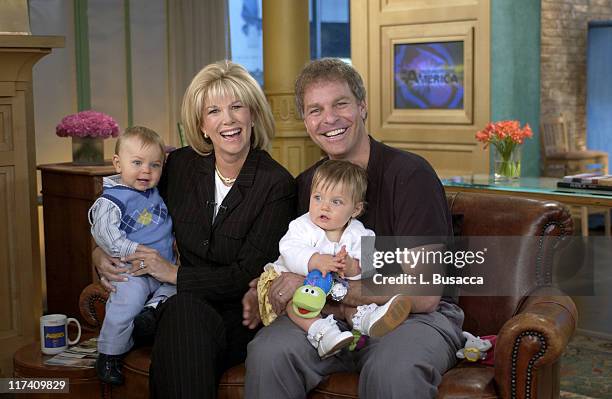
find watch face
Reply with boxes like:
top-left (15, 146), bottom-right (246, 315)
top-left (331, 282), bottom-right (348, 301)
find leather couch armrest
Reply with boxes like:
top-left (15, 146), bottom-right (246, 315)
top-left (494, 287), bottom-right (577, 399)
top-left (79, 283), bottom-right (109, 330)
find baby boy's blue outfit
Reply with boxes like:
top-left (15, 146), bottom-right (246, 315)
top-left (89, 175), bottom-right (176, 355)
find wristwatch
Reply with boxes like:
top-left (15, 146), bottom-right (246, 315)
top-left (330, 277), bottom-right (349, 302)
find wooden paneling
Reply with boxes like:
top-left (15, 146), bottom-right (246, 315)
top-left (0, 34), bottom-right (63, 377)
top-left (383, 141), bottom-right (478, 177)
top-left (0, 84), bottom-right (39, 378)
top-left (271, 137), bottom-right (322, 177)
top-left (380, 22), bottom-right (475, 126)
top-left (351, 0), bottom-right (490, 176)
top-left (0, 103), bottom-right (14, 152)
top-left (381, 0), bottom-right (478, 13)
top-left (0, 167), bottom-right (16, 334)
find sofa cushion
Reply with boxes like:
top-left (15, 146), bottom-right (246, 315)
top-left (124, 346), bottom-right (152, 374)
top-left (217, 362), bottom-right (498, 399)
top-left (111, 347), bottom-right (152, 399)
top-left (438, 362), bottom-right (497, 398)
top-left (219, 364), bottom-right (246, 399)
top-left (311, 372), bottom-right (359, 399)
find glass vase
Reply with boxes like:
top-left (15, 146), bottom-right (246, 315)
top-left (493, 145), bottom-right (521, 181)
top-left (72, 137), bottom-right (104, 165)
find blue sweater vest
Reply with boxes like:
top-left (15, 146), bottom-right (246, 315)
top-left (101, 186), bottom-right (175, 262)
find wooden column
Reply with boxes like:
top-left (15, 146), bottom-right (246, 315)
top-left (262, 0), bottom-right (320, 176)
top-left (0, 35), bottom-right (64, 376)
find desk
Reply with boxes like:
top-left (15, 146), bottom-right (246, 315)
top-left (443, 175), bottom-right (612, 235)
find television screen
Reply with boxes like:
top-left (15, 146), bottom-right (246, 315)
top-left (394, 41), bottom-right (464, 110)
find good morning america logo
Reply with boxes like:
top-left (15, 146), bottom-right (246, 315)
top-left (394, 41), bottom-right (464, 109)
top-left (399, 69), bottom-right (461, 86)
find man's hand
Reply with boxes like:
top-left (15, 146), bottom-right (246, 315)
top-left (269, 272), bottom-right (303, 315)
top-left (242, 278), bottom-right (261, 329)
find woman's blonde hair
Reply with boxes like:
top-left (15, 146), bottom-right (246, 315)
top-left (181, 60), bottom-right (275, 155)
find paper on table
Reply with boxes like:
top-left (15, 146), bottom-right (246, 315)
top-left (43, 337), bottom-right (99, 368)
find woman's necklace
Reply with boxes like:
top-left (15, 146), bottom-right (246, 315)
top-left (215, 164), bottom-right (237, 185)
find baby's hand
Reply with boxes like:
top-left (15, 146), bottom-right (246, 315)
top-left (134, 244), bottom-right (156, 254)
top-left (335, 245), bottom-right (348, 261)
top-left (344, 255), bottom-right (361, 277)
top-left (308, 253), bottom-right (345, 277)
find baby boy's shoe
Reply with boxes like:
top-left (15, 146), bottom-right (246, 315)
top-left (352, 295), bottom-right (412, 338)
top-left (95, 353), bottom-right (124, 385)
top-left (307, 315), bottom-right (354, 359)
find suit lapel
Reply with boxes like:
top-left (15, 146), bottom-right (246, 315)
top-left (212, 149), bottom-right (259, 229)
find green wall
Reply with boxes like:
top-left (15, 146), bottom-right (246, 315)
top-left (74, 0), bottom-right (91, 111)
top-left (491, 0), bottom-right (541, 176)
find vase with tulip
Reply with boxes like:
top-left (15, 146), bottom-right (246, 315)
top-left (476, 120), bottom-right (533, 181)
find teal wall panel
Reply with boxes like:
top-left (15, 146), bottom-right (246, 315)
top-left (491, 0), bottom-right (541, 176)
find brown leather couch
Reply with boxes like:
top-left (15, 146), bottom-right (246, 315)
top-left (79, 192), bottom-right (578, 398)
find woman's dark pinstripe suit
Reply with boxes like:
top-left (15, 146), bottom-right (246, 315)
top-left (150, 146), bottom-right (296, 398)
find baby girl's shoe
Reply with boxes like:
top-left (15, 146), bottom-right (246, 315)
top-left (96, 353), bottom-right (124, 385)
top-left (307, 315), bottom-right (354, 359)
top-left (352, 295), bottom-right (411, 338)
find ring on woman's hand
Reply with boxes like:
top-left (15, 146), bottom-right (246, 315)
top-left (139, 260), bottom-right (145, 269)
top-left (278, 291), bottom-right (283, 296)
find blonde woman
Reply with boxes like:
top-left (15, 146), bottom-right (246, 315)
top-left (94, 61), bottom-right (295, 398)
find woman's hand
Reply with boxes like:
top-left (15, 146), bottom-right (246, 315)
top-left (269, 272), bottom-right (303, 315)
top-left (242, 278), bottom-right (261, 329)
top-left (125, 245), bottom-right (178, 285)
top-left (92, 247), bottom-right (129, 292)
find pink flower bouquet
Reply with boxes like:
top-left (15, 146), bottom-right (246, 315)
top-left (56, 110), bottom-right (120, 139)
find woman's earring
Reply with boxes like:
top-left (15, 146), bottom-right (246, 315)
top-left (251, 121), bottom-right (255, 127)
top-left (203, 131), bottom-right (208, 139)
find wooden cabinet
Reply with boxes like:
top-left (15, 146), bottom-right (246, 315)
top-left (38, 163), bottom-right (115, 322)
top-left (0, 35), bottom-right (63, 377)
